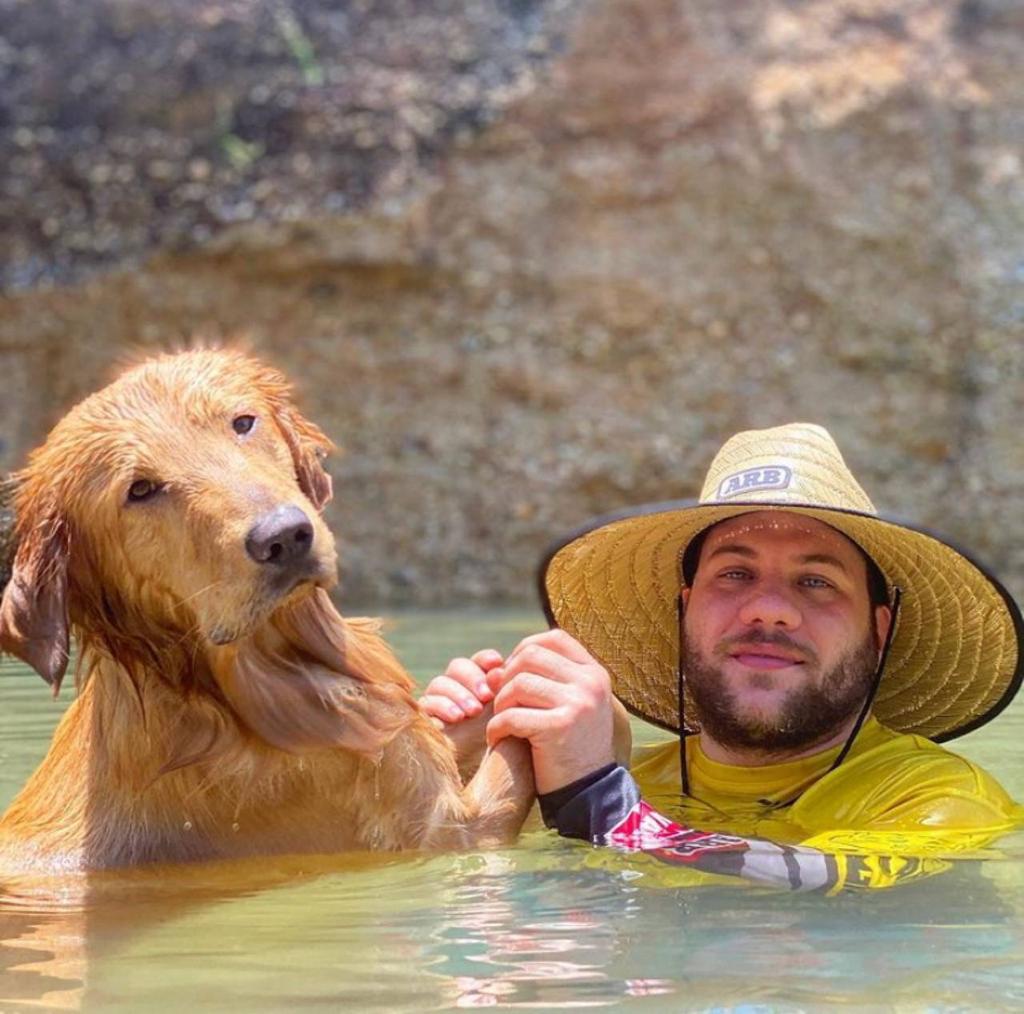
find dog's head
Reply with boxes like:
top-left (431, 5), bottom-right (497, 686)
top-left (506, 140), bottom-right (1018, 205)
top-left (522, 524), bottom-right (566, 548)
top-left (0, 349), bottom-right (340, 691)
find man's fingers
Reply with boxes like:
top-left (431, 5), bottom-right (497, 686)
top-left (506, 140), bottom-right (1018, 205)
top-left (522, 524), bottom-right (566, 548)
top-left (482, 630), bottom-right (615, 796)
top-left (442, 657), bottom-right (494, 702)
top-left (486, 706), bottom-right (562, 747)
top-left (501, 644), bottom-right (576, 685)
top-left (485, 665), bottom-right (505, 695)
top-left (425, 674), bottom-right (485, 715)
top-left (507, 629), bottom-right (594, 666)
top-left (492, 671), bottom-right (570, 714)
top-left (499, 643), bottom-right (596, 688)
top-left (419, 693), bottom-right (468, 724)
top-left (470, 648), bottom-right (504, 672)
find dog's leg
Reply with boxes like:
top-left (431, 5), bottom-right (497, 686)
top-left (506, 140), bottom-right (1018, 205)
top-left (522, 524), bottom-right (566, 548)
top-left (458, 736), bottom-right (535, 847)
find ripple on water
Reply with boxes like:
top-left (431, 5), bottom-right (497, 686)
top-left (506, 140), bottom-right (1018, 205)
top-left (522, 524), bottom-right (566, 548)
top-left (0, 614), bottom-right (1023, 1011)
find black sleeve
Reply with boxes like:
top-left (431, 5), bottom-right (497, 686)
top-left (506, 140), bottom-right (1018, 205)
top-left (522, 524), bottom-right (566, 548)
top-left (537, 765), bottom-right (847, 893)
top-left (537, 764), bottom-right (641, 841)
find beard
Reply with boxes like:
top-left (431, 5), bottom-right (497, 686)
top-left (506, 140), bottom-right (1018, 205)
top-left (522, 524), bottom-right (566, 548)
top-left (681, 627), bottom-right (879, 754)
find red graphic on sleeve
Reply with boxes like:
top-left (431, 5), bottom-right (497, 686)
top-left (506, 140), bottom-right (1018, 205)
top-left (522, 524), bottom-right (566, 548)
top-left (604, 801), bottom-right (748, 862)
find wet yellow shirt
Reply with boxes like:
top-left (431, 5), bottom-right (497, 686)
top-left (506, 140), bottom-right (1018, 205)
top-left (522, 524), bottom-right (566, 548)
top-left (545, 716), bottom-right (1021, 890)
top-left (631, 717), bottom-right (1022, 855)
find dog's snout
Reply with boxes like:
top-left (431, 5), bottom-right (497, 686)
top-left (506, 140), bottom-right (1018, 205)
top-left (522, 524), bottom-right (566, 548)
top-left (245, 505), bottom-right (315, 566)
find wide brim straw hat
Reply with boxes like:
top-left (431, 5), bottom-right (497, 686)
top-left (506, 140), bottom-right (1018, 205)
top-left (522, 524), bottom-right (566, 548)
top-left (539, 423), bottom-right (1023, 742)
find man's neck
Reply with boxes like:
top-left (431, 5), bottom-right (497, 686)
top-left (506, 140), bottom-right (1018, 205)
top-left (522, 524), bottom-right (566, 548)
top-left (696, 711), bottom-right (869, 768)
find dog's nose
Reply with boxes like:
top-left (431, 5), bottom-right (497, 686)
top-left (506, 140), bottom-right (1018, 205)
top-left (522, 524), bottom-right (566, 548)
top-left (245, 506), bottom-right (314, 566)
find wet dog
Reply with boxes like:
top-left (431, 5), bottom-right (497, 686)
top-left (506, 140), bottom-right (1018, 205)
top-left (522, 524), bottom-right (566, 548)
top-left (0, 349), bottom-right (532, 872)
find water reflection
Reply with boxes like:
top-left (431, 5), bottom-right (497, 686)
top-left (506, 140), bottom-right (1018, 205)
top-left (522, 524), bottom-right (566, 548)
top-left (420, 837), bottom-right (1024, 1010)
top-left (1, 614), bottom-right (1022, 1011)
top-left (432, 846), bottom-right (676, 1007)
top-left (0, 831), bottom-right (1021, 1011)
top-left (0, 906), bottom-right (84, 1009)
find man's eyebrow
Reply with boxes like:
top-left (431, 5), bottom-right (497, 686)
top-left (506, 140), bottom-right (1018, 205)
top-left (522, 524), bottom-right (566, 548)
top-left (797, 552), bottom-right (850, 572)
top-left (704, 545), bottom-right (852, 572)
top-left (705, 543), bottom-right (757, 561)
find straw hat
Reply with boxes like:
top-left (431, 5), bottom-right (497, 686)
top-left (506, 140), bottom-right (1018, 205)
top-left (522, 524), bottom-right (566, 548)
top-left (539, 423), bottom-right (1023, 742)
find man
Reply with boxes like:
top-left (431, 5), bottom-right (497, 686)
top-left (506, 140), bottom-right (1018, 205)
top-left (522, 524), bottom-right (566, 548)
top-left (422, 423), bottom-right (1023, 890)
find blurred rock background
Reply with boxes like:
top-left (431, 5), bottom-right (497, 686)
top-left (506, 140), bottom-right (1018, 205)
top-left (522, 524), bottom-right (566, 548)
top-left (1, 0), bottom-right (1021, 605)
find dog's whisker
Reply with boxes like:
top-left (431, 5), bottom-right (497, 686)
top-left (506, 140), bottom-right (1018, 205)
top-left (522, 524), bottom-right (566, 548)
top-left (169, 622), bottom-right (212, 666)
top-left (177, 579), bottom-right (227, 609)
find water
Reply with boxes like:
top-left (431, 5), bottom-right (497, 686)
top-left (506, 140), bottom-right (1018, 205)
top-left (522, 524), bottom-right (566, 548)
top-left (0, 608), bottom-right (1021, 1012)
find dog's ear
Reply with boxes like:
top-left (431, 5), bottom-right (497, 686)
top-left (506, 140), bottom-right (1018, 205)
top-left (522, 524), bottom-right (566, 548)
top-left (252, 363), bottom-right (335, 511)
top-left (276, 405), bottom-right (334, 511)
top-left (0, 505), bottom-right (70, 693)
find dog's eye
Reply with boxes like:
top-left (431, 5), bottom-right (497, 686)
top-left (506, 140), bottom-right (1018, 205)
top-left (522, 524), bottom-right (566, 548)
top-left (233, 415), bottom-right (256, 435)
top-left (127, 479), bottom-right (161, 502)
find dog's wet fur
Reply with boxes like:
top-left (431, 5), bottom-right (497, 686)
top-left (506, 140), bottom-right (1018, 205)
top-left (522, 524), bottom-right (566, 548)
top-left (0, 349), bottom-right (533, 872)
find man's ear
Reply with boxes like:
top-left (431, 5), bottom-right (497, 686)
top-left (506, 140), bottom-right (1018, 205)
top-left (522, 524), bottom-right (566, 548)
top-left (873, 603), bottom-right (893, 657)
top-left (0, 508), bottom-right (70, 692)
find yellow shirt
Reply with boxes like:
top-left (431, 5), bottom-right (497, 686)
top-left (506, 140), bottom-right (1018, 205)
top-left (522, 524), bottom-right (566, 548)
top-left (592, 717), bottom-right (1024, 891)
top-left (631, 717), bottom-right (1023, 854)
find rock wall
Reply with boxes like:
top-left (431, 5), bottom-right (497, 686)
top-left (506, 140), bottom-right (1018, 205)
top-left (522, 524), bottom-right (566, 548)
top-left (1, 0), bottom-right (1022, 606)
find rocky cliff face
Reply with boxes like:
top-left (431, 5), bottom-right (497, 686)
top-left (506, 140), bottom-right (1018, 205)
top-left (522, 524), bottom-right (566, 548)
top-left (1, 0), bottom-right (1022, 606)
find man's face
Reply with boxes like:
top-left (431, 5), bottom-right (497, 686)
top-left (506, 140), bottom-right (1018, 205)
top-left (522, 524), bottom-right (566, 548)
top-left (681, 511), bottom-right (891, 754)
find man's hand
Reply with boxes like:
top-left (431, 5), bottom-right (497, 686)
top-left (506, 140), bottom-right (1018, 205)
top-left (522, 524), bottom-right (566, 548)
top-left (486, 630), bottom-right (618, 795)
top-left (420, 649), bottom-right (504, 779)
top-left (420, 648), bottom-right (503, 724)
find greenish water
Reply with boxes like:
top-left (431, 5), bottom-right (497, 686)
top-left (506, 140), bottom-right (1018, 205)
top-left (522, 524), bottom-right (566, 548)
top-left (0, 608), bottom-right (1022, 1012)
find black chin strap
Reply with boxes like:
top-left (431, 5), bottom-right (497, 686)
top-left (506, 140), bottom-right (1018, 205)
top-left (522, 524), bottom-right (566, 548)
top-left (815, 585), bottom-right (902, 783)
top-left (676, 591), bottom-right (690, 796)
top-left (675, 585), bottom-right (902, 804)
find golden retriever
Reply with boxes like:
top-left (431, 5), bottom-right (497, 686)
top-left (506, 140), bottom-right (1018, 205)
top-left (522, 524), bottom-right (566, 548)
top-left (0, 349), bottom-right (533, 872)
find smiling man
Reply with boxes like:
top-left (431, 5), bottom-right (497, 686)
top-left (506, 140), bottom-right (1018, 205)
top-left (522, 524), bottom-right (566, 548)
top-left (423, 423), bottom-right (1024, 889)
top-left (676, 514), bottom-right (887, 751)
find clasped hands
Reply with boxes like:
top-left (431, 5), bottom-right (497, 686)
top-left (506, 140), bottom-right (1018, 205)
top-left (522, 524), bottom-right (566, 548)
top-left (420, 629), bottom-right (631, 794)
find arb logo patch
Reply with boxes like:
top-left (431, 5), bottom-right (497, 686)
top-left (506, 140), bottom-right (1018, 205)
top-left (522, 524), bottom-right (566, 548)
top-left (717, 465), bottom-right (793, 500)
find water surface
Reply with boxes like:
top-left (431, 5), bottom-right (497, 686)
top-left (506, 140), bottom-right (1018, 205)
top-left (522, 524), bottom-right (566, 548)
top-left (0, 608), bottom-right (1021, 1011)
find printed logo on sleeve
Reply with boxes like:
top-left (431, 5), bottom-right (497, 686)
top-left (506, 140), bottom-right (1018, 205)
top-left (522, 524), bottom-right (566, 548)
top-left (717, 465), bottom-right (792, 500)
top-left (604, 801), bottom-right (746, 858)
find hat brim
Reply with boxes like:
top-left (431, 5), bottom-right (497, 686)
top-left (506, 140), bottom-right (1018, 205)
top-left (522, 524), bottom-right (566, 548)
top-left (538, 499), bottom-right (1023, 742)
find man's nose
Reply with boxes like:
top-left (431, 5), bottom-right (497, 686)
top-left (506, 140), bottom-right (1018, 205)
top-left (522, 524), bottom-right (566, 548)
top-left (737, 585), bottom-right (802, 629)
top-left (245, 505), bottom-right (314, 566)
